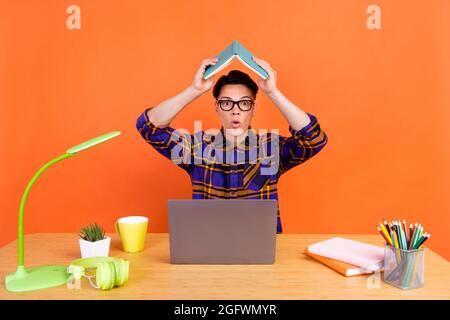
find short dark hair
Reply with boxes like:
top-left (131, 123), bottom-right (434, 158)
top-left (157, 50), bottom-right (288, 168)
top-left (212, 70), bottom-right (258, 99)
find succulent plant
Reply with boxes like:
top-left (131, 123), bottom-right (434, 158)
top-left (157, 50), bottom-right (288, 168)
top-left (78, 223), bottom-right (106, 242)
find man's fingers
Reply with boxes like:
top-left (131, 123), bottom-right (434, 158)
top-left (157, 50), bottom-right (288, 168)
top-left (252, 57), bottom-right (276, 83)
top-left (253, 56), bottom-right (272, 70)
top-left (199, 59), bottom-right (217, 75)
top-left (258, 60), bottom-right (271, 69)
top-left (202, 58), bottom-right (219, 66)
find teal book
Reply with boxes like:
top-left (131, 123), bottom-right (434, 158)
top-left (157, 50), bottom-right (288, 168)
top-left (203, 40), bottom-right (269, 80)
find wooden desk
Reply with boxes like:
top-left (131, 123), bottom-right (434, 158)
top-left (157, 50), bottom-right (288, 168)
top-left (0, 234), bottom-right (449, 300)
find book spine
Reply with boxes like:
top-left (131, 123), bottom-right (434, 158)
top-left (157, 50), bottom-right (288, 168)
top-left (233, 40), bottom-right (238, 55)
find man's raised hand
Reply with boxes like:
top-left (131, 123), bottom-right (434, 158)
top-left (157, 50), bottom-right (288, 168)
top-left (190, 58), bottom-right (219, 95)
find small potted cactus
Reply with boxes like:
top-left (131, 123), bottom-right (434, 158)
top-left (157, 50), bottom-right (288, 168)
top-left (78, 223), bottom-right (110, 258)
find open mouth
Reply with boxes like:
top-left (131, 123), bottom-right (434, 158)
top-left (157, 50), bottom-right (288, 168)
top-left (231, 120), bottom-right (240, 128)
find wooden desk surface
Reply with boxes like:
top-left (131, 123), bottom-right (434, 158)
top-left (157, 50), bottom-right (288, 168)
top-left (0, 233), bottom-right (449, 300)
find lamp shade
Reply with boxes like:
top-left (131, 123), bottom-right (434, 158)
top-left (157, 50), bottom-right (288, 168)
top-left (66, 131), bottom-right (121, 155)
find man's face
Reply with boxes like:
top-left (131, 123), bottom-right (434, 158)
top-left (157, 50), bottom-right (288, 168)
top-left (215, 84), bottom-right (256, 137)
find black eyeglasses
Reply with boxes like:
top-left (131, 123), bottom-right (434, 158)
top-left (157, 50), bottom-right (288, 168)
top-left (216, 99), bottom-right (254, 112)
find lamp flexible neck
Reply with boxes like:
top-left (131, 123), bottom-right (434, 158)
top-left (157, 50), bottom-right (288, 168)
top-left (18, 153), bottom-right (72, 267)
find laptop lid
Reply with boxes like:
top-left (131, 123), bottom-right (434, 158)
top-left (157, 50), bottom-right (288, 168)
top-left (168, 199), bottom-right (278, 264)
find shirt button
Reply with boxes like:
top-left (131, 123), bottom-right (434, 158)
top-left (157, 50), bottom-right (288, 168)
top-left (230, 191), bottom-right (236, 196)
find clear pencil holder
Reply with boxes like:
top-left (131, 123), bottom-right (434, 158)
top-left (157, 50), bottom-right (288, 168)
top-left (383, 244), bottom-right (425, 290)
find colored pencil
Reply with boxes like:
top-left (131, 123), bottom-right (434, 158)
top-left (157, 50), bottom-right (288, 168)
top-left (409, 224), bottom-right (413, 246)
top-left (378, 226), bottom-right (389, 245)
top-left (379, 222), bottom-right (392, 245)
top-left (378, 226), bottom-right (393, 246)
top-left (390, 229), bottom-right (401, 262)
top-left (414, 225), bottom-right (423, 249)
top-left (417, 233), bottom-right (430, 249)
top-left (403, 220), bottom-right (409, 244)
top-left (396, 221), bottom-right (407, 250)
top-left (383, 218), bottom-right (390, 232)
top-left (409, 223), bottom-right (418, 250)
top-left (392, 229), bottom-right (400, 249)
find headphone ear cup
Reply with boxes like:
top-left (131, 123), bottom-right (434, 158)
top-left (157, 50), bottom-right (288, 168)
top-left (112, 258), bottom-right (129, 287)
top-left (96, 262), bottom-right (116, 290)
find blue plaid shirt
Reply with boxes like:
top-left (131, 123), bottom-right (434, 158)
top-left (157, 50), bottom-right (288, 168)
top-left (136, 108), bottom-right (328, 232)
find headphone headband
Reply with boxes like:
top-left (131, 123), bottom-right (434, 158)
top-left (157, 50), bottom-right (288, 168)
top-left (67, 256), bottom-right (129, 290)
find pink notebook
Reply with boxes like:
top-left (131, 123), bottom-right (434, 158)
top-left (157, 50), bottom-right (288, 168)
top-left (307, 237), bottom-right (384, 271)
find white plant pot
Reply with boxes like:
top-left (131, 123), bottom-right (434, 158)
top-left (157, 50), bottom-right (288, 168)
top-left (79, 236), bottom-right (111, 258)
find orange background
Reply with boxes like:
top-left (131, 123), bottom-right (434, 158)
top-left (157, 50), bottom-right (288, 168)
top-left (1, 1), bottom-right (449, 260)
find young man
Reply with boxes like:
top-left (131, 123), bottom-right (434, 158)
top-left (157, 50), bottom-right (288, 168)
top-left (136, 57), bottom-right (328, 232)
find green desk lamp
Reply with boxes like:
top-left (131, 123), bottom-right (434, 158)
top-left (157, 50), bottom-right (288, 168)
top-left (5, 131), bottom-right (121, 292)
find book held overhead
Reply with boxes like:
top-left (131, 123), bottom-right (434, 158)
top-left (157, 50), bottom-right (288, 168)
top-left (203, 40), bottom-right (269, 80)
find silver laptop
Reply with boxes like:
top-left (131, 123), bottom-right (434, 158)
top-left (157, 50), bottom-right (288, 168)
top-left (168, 199), bottom-right (278, 264)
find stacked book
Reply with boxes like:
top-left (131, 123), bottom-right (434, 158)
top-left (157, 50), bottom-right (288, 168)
top-left (305, 237), bottom-right (385, 277)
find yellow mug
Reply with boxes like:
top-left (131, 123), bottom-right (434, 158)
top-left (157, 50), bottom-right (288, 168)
top-left (115, 216), bottom-right (148, 253)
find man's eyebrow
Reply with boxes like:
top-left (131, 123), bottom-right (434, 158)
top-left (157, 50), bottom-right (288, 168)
top-left (219, 96), bottom-right (253, 100)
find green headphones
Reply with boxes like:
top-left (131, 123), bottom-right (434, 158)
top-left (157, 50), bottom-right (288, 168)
top-left (67, 256), bottom-right (129, 290)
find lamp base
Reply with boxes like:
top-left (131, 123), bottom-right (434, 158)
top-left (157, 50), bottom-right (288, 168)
top-left (5, 265), bottom-right (70, 292)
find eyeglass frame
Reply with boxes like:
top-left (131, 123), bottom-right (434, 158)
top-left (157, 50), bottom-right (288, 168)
top-left (215, 99), bottom-right (255, 112)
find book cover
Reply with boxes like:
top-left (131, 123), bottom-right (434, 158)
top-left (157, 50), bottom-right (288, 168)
top-left (203, 40), bottom-right (269, 80)
top-left (307, 237), bottom-right (384, 271)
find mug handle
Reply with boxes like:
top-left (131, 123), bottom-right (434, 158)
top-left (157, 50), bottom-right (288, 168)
top-left (115, 222), bottom-right (120, 236)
